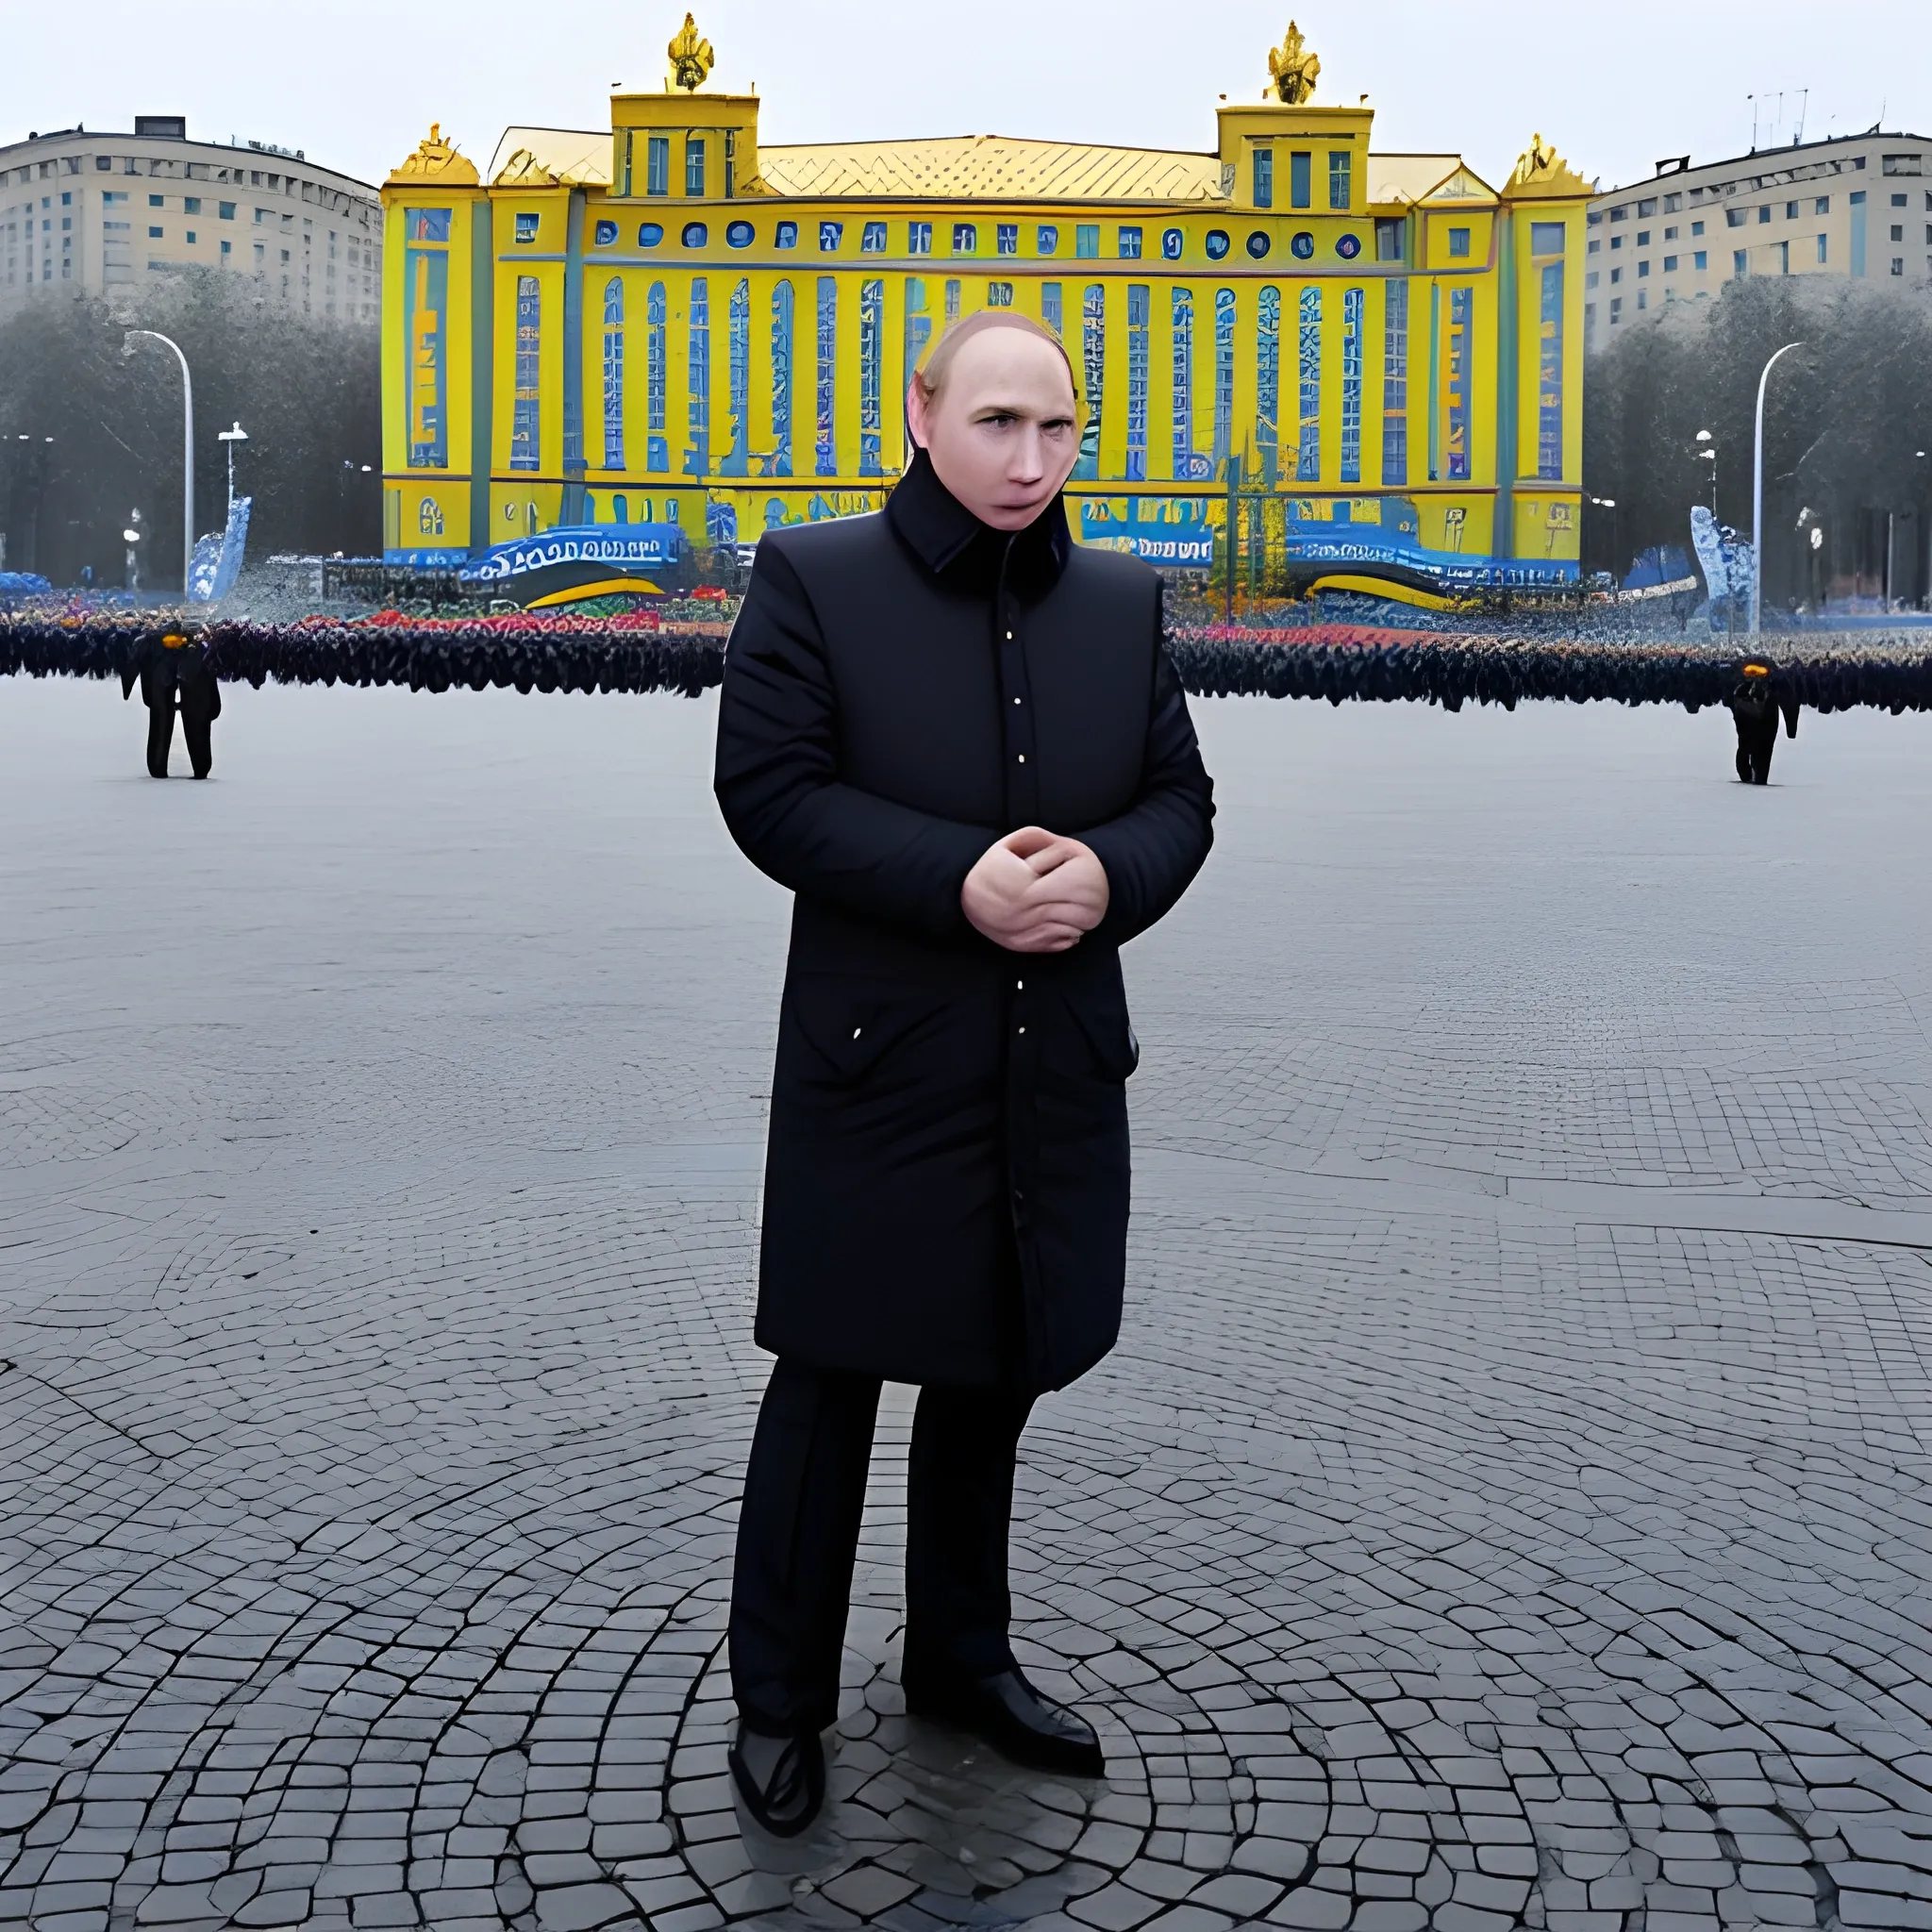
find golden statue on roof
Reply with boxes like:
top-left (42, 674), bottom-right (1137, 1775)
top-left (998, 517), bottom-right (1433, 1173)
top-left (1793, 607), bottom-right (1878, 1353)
top-left (668, 13), bottom-right (715, 92)
top-left (1507, 133), bottom-right (1591, 196)
top-left (1267, 24), bottom-right (1320, 105)
top-left (390, 123), bottom-right (479, 185)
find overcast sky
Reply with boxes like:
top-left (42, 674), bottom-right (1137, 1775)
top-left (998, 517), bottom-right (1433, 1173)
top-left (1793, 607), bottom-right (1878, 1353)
top-left (4, 0), bottom-right (1927, 198)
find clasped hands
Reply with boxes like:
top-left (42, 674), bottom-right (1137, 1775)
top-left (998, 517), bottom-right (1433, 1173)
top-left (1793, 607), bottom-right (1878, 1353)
top-left (961, 826), bottom-right (1109, 954)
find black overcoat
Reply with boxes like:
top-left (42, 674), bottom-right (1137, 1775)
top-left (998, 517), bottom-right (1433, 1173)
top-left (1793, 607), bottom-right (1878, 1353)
top-left (713, 451), bottom-right (1214, 1393)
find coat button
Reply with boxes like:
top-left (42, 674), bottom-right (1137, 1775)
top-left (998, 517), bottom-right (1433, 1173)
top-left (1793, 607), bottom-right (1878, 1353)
top-left (1015, 978), bottom-right (1024, 990)
top-left (852, 1026), bottom-right (862, 1039)
top-left (1017, 754), bottom-right (1025, 763)
top-left (1013, 696), bottom-right (1023, 705)
top-left (1005, 630), bottom-right (1013, 640)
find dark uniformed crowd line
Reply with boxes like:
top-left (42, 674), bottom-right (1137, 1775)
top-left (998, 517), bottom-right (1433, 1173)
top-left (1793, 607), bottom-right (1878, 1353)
top-left (6, 617), bottom-right (1932, 714)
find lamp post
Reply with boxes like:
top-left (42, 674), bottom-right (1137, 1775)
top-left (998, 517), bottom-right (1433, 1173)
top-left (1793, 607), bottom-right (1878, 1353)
top-left (1749, 341), bottom-right (1803, 635)
top-left (124, 329), bottom-right (194, 594)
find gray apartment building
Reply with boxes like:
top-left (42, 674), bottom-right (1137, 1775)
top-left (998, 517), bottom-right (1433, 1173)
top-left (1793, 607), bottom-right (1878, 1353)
top-left (1586, 129), bottom-right (1932, 352)
top-left (0, 115), bottom-right (380, 321)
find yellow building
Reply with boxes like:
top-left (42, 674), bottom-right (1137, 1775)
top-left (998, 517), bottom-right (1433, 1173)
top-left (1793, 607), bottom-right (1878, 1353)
top-left (379, 21), bottom-right (1591, 594)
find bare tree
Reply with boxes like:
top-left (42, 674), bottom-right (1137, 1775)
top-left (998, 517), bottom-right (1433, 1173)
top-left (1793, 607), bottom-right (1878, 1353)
top-left (0, 277), bottom-right (377, 591)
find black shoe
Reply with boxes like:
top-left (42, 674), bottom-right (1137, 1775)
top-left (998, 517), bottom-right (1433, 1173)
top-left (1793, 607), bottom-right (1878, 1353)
top-left (904, 1666), bottom-right (1105, 1777)
top-left (727, 1724), bottom-right (825, 1838)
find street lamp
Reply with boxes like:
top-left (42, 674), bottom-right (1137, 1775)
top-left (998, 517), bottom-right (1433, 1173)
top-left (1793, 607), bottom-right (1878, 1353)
top-left (124, 329), bottom-right (194, 595)
top-left (217, 421), bottom-right (248, 512)
top-left (1750, 341), bottom-right (1804, 634)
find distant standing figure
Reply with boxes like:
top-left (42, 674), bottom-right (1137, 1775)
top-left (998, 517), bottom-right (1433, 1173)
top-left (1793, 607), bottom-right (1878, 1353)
top-left (1726, 660), bottom-right (1796, 786)
top-left (122, 628), bottom-right (221, 779)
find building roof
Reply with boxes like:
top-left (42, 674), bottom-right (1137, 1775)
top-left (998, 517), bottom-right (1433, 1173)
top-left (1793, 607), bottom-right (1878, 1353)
top-left (756, 135), bottom-right (1224, 203)
top-left (489, 126), bottom-right (612, 188)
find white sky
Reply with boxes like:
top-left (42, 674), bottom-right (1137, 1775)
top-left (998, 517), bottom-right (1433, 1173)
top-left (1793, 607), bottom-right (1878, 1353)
top-left (3, 0), bottom-right (1927, 199)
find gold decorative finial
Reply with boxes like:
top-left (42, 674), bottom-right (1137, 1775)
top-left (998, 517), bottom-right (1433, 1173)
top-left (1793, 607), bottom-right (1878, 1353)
top-left (391, 124), bottom-right (478, 185)
top-left (668, 13), bottom-right (715, 92)
top-left (1267, 23), bottom-right (1320, 105)
top-left (1506, 133), bottom-right (1590, 197)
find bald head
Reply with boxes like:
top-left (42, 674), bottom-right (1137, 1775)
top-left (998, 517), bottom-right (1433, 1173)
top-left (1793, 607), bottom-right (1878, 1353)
top-left (906, 314), bottom-right (1080, 532)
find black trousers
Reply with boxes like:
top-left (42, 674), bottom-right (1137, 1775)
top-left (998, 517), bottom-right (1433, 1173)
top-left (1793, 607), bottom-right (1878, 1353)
top-left (729, 1358), bottom-right (1033, 1736)
top-left (1733, 708), bottom-right (1777, 785)
top-left (145, 693), bottom-right (214, 778)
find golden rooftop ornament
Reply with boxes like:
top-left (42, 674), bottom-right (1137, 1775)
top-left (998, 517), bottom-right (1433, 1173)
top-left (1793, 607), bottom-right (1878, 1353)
top-left (1267, 24), bottom-right (1320, 105)
top-left (668, 13), bottom-right (715, 92)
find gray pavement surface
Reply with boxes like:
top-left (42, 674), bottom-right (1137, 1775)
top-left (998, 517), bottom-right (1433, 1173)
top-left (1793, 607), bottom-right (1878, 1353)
top-left (3, 675), bottom-right (1930, 1932)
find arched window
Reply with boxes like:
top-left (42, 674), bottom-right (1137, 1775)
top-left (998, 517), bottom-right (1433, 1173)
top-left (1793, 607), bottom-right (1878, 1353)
top-left (601, 276), bottom-right (625, 472)
top-left (1212, 289), bottom-right (1236, 470)
top-left (1296, 286), bottom-right (1322, 483)
top-left (1074, 284), bottom-right (1105, 481)
top-left (646, 282), bottom-right (668, 473)
top-left (770, 280), bottom-right (794, 476)
top-left (1170, 286), bottom-right (1195, 480)
top-left (688, 276), bottom-right (711, 476)
top-left (1340, 287), bottom-right (1364, 485)
top-left (1256, 287), bottom-right (1281, 474)
top-left (724, 277), bottom-right (751, 476)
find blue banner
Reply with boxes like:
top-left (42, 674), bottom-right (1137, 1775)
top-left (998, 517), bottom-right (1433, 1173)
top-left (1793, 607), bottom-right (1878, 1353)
top-left (456, 524), bottom-right (687, 586)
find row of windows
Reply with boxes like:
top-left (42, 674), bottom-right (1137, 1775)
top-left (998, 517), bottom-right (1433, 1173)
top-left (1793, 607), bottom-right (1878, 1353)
top-left (478, 270), bottom-right (1559, 489)
top-left (1592, 221), bottom-right (1707, 253)
top-left (534, 213), bottom-right (1394, 266)
top-left (1250, 146), bottom-right (1353, 212)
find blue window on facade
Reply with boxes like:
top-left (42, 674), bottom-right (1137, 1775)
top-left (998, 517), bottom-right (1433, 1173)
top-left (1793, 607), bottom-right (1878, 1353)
top-left (815, 275), bottom-right (837, 475)
top-left (1075, 224), bottom-right (1099, 258)
top-left (953, 223), bottom-right (977, 254)
top-left (996, 224), bottom-right (1019, 256)
top-left (1257, 231), bottom-right (1280, 260)
top-left (819, 221), bottom-right (842, 252)
top-left (646, 281), bottom-right (668, 473)
top-left (1381, 278), bottom-right (1407, 485)
top-left (769, 279), bottom-right (794, 475)
top-left (1118, 226), bottom-right (1142, 258)
top-left (1340, 285), bottom-right (1363, 483)
top-left (404, 212), bottom-right (449, 469)
top-left (1074, 284), bottom-right (1105, 480)
top-left (601, 276), bottom-right (625, 471)
top-left (858, 277), bottom-right (883, 475)
top-left (1037, 225), bottom-right (1058, 255)
top-left (1213, 288), bottom-right (1235, 470)
top-left (1256, 286), bottom-right (1280, 475)
top-left (945, 279), bottom-right (961, 323)
top-left (1537, 263), bottom-right (1564, 480)
top-left (774, 220), bottom-right (797, 249)
top-left (638, 222), bottom-right (663, 247)
top-left (514, 211), bottom-right (538, 244)
top-left (1161, 227), bottom-right (1184, 261)
top-left (1296, 285), bottom-right (1321, 482)
top-left (1041, 281), bottom-right (1063, 338)
top-left (594, 219), bottom-right (618, 247)
top-left (1329, 151), bottom-right (1352, 210)
top-left (1446, 285), bottom-right (1472, 480)
top-left (903, 276), bottom-right (931, 414)
top-left (1170, 286), bottom-right (1195, 479)
top-left (1205, 230), bottom-right (1230, 261)
top-left (1253, 149), bottom-right (1274, 208)
top-left (1448, 226), bottom-right (1471, 258)
top-left (1290, 151), bottom-right (1311, 208)
top-left (908, 222), bottom-right (932, 255)
top-left (510, 275), bottom-right (541, 471)
top-left (724, 277), bottom-right (752, 476)
top-left (862, 221), bottom-right (887, 253)
top-left (685, 138), bottom-right (706, 196)
top-left (681, 222), bottom-right (707, 247)
top-left (726, 220), bottom-right (754, 248)
top-left (687, 276), bottom-right (710, 476)
top-left (646, 137), bottom-right (669, 196)
top-left (987, 281), bottom-right (1013, 307)
top-left (1125, 283), bottom-right (1149, 481)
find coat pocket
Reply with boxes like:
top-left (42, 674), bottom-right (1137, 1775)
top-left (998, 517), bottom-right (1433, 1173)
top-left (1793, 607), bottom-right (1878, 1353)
top-left (784, 975), bottom-right (945, 1086)
top-left (1070, 999), bottom-right (1141, 1082)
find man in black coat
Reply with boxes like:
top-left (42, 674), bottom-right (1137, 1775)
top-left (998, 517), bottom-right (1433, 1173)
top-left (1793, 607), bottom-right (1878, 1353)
top-left (713, 311), bottom-right (1214, 1834)
top-left (121, 626), bottom-right (220, 778)
top-left (1727, 658), bottom-right (1797, 785)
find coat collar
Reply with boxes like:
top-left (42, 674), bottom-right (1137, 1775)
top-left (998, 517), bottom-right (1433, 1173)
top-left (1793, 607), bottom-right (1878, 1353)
top-left (886, 446), bottom-right (1072, 591)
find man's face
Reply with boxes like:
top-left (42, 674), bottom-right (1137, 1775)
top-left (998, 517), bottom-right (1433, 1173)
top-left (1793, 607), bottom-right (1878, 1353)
top-left (907, 330), bottom-right (1079, 532)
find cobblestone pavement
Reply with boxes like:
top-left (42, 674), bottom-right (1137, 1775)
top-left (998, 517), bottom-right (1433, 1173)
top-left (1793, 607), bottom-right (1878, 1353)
top-left (4, 678), bottom-right (1931, 1932)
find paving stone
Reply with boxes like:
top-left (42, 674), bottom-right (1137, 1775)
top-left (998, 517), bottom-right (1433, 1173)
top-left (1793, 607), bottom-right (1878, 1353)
top-left (5, 682), bottom-right (1932, 1932)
